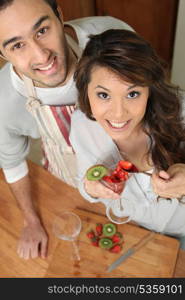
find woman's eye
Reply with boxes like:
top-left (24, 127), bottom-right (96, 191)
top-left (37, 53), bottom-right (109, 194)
top-left (97, 92), bottom-right (110, 100)
top-left (127, 91), bottom-right (140, 99)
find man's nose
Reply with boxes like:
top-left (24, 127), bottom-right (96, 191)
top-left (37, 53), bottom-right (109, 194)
top-left (30, 41), bottom-right (50, 65)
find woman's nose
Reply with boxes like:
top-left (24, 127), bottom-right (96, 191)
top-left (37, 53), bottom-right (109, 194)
top-left (111, 99), bottom-right (128, 119)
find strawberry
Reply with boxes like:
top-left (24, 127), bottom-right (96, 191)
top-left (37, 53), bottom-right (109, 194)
top-left (116, 170), bottom-right (128, 181)
top-left (130, 165), bottom-right (139, 172)
top-left (91, 237), bottom-right (99, 247)
top-left (96, 223), bottom-right (103, 236)
top-left (115, 165), bottom-right (122, 173)
top-left (86, 230), bottom-right (95, 239)
top-left (112, 232), bottom-right (123, 243)
top-left (119, 160), bottom-right (133, 170)
top-left (109, 244), bottom-right (122, 253)
top-left (109, 175), bottom-right (120, 183)
top-left (102, 175), bottom-right (113, 183)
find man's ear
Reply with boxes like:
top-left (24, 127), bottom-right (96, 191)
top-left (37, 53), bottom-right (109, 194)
top-left (0, 52), bottom-right (7, 61)
top-left (57, 5), bottom-right (64, 23)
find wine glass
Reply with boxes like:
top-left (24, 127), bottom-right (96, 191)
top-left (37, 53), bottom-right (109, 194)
top-left (53, 211), bottom-right (82, 261)
top-left (100, 168), bottom-right (135, 224)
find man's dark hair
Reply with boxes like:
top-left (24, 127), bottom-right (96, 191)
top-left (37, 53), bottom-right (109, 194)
top-left (0, 0), bottom-right (60, 18)
top-left (0, 0), bottom-right (60, 56)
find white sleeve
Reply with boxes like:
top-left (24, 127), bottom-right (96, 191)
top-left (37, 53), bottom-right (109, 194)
top-left (69, 110), bottom-right (112, 206)
top-left (3, 160), bottom-right (29, 183)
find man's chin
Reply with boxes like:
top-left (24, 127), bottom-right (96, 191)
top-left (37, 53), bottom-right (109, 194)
top-left (33, 78), bottom-right (66, 88)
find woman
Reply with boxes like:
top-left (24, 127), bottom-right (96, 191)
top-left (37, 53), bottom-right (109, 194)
top-left (70, 29), bottom-right (185, 245)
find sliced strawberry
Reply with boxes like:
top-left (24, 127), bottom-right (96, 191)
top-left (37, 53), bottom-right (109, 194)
top-left (115, 165), bottom-right (122, 173)
top-left (112, 170), bottom-right (119, 177)
top-left (116, 170), bottom-right (127, 181)
top-left (109, 175), bottom-right (120, 183)
top-left (109, 244), bottom-right (122, 253)
top-left (96, 223), bottom-right (103, 236)
top-left (119, 160), bottom-right (133, 170)
top-left (86, 230), bottom-right (95, 239)
top-left (102, 175), bottom-right (113, 183)
top-left (91, 237), bottom-right (99, 247)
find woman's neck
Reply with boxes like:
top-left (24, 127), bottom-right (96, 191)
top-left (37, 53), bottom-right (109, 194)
top-left (115, 129), bottom-right (152, 171)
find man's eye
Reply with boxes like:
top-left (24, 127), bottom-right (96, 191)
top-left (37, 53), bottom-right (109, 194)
top-left (37, 27), bottom-right (48, 37)
top-left (12, 42), bottom-right (24, 50)
top-left (97, 92), bottom-right (110, 100)
top-left (127, 91), bottom-right (140, 99)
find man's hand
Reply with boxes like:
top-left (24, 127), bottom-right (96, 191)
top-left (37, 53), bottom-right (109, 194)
top-left (17, 219), bottom-right (48, 260)
top-left (151, 163), bottom-right (185, 199)
top-left (84, 178), bottom-right (120, 199)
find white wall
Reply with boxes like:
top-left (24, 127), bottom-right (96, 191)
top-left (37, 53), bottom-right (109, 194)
top-left (171, 0), bottom-right (185, 90)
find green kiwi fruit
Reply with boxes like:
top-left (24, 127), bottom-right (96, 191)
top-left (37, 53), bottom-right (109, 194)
top-left (86, 164), bottom-right (108, 181)
top-left (99, 238), bottom-right (113, 249)
top-left (103, 223), bottom-right (117, 237)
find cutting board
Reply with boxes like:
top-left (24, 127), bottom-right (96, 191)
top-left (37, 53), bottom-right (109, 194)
top-left (46, 208), bottom-right (179, 278)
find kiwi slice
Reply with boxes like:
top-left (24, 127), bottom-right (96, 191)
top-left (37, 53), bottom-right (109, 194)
top-left (103, 223), bottom-right (116, 237)
top-left (99, 238), bottom-right (113, 249)
top-left (86, 164), bottom-right (108, 181)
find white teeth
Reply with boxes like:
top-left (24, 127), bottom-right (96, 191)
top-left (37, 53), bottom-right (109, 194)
top-left (38, 60), bottom-right (54, 71)
top-left (109, 121), bottom-right (128, 128)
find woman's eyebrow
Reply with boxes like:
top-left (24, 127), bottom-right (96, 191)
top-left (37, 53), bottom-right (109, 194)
top-left (127, 84), bottom-right (137, 90)
top-left (95, 85), bottom-right (110, 91)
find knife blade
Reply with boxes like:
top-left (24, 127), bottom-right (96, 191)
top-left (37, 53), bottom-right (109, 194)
top-left (107, 231), bottom-right (155, 273)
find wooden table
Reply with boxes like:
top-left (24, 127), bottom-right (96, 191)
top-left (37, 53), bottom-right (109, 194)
top-left (0, 160), bottom-right (184, 278)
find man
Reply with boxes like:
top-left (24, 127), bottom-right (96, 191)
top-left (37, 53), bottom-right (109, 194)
top-left (0, 0), bottom-right (133, 259)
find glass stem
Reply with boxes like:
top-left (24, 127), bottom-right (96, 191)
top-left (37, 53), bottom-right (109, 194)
top-left (72, 240), bottom-right (80, 261)
top-left (119, 197), bottom-right (124, 211)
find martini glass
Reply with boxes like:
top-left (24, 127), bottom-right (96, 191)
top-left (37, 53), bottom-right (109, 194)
top-left (101, 175), bottom-right (134, 224)
top-left (100, 160), bottom-right (137, 224)
top-left (53, 211), bottom-right (82, 261)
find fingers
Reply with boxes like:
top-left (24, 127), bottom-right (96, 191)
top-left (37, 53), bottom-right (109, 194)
top-left (17, 226), bottom-right (48, 260)
top-left (158, 170), bottom-right (171, 180)
top-left (40, 237), bottom-right (48, 259)
top-left (17, 240), bottom-right (39, 260)
top-left (84, 179), bottom-right (120, 199)
top-left (17, 240), bottom-right (47, 260)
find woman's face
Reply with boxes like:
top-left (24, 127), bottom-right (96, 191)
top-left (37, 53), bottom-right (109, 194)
top-left (87, 66), bottom-right (149, 142)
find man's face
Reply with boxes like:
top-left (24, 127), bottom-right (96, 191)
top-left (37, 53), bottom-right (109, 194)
top-left (0, 0), bottom-right (69, 87)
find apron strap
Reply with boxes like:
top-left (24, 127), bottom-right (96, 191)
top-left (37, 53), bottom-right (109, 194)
top-left (22, 75), bottom-right (37, 98)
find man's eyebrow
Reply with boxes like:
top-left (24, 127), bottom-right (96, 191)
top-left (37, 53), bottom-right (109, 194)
top-left (2, 15), bottom-right (50, 49)
top-left (32, 15), bottom-right (50, 31)
top-left (3, 37), bottom-right (22, 49)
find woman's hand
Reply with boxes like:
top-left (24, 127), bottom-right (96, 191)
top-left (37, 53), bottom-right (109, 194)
top-left (151, 163), bottom-right (185, 199)
top-left (84, 178), bottom-right (120, 199)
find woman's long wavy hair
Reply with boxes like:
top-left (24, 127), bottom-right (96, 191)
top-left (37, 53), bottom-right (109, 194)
top-left (74, 29), bottom-right (185, 171)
